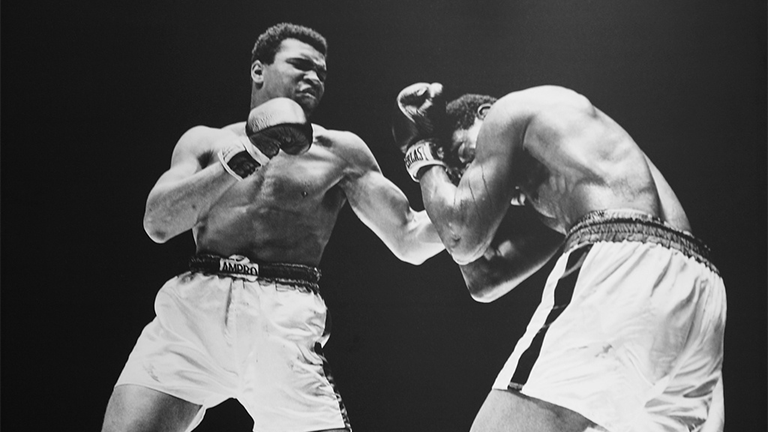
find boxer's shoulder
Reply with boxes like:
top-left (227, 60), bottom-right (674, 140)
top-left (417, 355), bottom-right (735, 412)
top-left (310, 125), bottom-right (379, 176)
top-left (171, 125), bottom-right (240, 160)
top-left (311, 124), bottom-right (366, 151)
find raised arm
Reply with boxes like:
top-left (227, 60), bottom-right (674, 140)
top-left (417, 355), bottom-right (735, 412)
top-left (143, 126), bottom-right (240, 243)
top-left (419, 95), bottom-right (532, 264)
top-left (336, 131), bottom-right (445, 265)
top-left (414, 91), bottom-right (563, 299)
top-left (144, 98), bottom-right (313, 243)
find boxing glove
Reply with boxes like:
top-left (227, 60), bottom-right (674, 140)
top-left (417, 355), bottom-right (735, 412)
top-left (391, 82), bottom-right (447, 153)
top-left (218, 137), bottom-right (270, 180)
top-left (403, 139), bottom-right (450, 182)
top-left (246, 97), bottom-right (314, 158)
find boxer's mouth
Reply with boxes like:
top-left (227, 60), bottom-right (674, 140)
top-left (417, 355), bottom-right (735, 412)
top-left (298, 87), bottom-right (319, 99)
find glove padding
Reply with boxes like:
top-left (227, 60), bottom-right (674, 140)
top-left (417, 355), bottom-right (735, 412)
top-left (246, 98), bottom-right (313, 158)
top-left (404, 139), bottom-right (450, 182)
top-left (218, 137), bottom-right (271, 180)
top-left (392, 82), bottom-right (447, 153)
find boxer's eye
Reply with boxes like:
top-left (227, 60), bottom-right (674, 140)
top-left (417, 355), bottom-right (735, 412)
top-left (458, 143), bottom-right (475, 164)
top-left (316, 68), bottom-right (327, 82)
top-left (290, 59), bottom-right (326, 82)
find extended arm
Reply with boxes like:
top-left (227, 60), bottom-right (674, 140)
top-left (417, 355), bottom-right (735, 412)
top-left (338, 132), bottom-right (445, 265)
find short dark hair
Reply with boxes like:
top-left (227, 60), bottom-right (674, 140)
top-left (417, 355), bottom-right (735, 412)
top-left (439, 94), bottom-right (498, 169)
top-left (446, 94), bottom-right (498, 131)
top-left (251, 23), bottom-right (328, 65)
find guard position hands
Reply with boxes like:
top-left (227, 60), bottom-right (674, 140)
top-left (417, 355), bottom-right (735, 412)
top-left (219, 98), bottom-right (313, 180)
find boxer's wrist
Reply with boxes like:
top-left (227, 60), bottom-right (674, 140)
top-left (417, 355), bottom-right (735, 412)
top-left (404, 139), bottom-right (448, 182)
top-left (218, 139), bottom-right (269, 180)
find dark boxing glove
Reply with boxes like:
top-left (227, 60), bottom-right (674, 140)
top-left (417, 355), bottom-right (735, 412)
top-left (392, 82), bottom-right (446, 153)
top-left (218, 137), bottom-right (271, 180)
top-left (246, 97), bottom-right (314, 158)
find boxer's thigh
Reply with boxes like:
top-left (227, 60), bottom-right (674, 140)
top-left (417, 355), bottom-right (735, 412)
top-left (102, 384), bottom-right (202, 432)
top-left (470, 389), bottom-right (600, 432)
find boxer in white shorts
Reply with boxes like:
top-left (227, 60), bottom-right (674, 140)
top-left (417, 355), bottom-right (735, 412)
top-left (116, 255), bottom-right (349, 432)
top-left (102, 23), bottom-right (445, 432)
top-left (392, 83), bottom-right (726, 431)
top-left (492, 211), bottom-right (725, 432)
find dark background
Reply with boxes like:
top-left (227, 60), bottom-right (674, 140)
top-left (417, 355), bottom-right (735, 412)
top-left (2, 0), bottom-right (766, 430)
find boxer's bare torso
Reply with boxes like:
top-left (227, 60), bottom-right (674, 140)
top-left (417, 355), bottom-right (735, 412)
top-left (195, 123), bottom-right (351, 266)
top-left (109, 31), bottom-right (444, 432)
top-left (423, 85), bottom-right (691, 299)
top-left (459, 87), bottom-right (718, 432)
top-left (502, 86), bottom-right (690, 233)
top-left (144, 119), bottom-right (442, 267)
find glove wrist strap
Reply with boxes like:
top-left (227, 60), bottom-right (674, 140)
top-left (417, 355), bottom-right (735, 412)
top-left (218, 139), bottom-right (270, 180)
top-left (405, 140), bottom-right (448, 182)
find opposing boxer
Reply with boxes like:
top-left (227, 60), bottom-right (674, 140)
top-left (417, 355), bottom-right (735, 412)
top-left (101, 24), bottom-right (444, 432)
top-left (393, 83), bottom-right (726, 431)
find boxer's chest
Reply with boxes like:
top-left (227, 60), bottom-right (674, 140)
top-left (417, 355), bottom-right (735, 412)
top-left (219, 148), bottom-right (346, 213)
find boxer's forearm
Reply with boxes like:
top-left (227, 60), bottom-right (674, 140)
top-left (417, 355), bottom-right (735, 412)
top-left (143, 163), bottom-right (236, 243)
top-left (419, 166), bottom-right (495, 265)
top-left (344, 168), bottom-right (444, 265)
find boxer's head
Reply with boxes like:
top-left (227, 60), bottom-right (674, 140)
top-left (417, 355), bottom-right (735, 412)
top-left (250, 23), bottom-right (328, 115)
top-left (444, 94), bottom-right (497, 177)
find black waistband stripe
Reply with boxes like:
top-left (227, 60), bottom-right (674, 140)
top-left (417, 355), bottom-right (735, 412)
top-left (564, 210), bottom-right (717, 274)
top-left (188, 254), bottom-right (322, 287)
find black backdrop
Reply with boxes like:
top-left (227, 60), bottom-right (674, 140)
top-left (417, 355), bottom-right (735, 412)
top-left (2, 0), bottom-right (766, 430)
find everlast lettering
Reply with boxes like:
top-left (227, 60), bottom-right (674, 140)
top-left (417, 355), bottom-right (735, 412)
top-left (405, 145), bottom-right (431, 166)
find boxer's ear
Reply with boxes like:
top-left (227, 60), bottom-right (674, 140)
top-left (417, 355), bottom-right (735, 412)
top-left (251, 61), bottom-right (264, 86)
top-left (477, 103), bottom-right (492, 120)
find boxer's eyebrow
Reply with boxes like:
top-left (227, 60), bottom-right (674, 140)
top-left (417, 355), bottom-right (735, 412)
top-left (290, 57), bottom-right (327, 80)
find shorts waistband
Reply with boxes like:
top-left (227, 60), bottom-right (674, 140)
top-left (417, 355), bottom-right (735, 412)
top-left (189, 254), bottom-right (322, 287)
top-left (564, 210), bottom-right (718, 274)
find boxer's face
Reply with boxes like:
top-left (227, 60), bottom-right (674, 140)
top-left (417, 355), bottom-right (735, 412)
top-left (254, 38), bottom-right (327, 114)
top-left (449, 103), bottom-right (492, 176)
top-left (451, 118), bottom-right (482, 166)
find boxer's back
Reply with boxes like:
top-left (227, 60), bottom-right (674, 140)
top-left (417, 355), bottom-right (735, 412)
top-left (512, 86), bottom-right (688, 232)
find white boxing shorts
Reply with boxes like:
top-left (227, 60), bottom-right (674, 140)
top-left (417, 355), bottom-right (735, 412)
top-left (115, 255), bottom-right (351, 432)
top-left (492, 211), bottom-right (726, 432)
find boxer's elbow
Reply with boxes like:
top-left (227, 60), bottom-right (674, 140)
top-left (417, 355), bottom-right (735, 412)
top-left (143, 205), bottom-right (179, 243)
top-left (399, 254), bottom-right (426, 266)
top-left (143, 215), bottom-right (170, 243)
top-left (434, 217), bottom-right (487, 265)
top-left (143, 194), bottom-right (168, 243)
top-left (390, 244), bottom-right (429, 265)
top-left (469, 287), bottom-right (499, 303)
top-left (446, 236), bottom-right (486, 266)
top-left (388, 212), bottom-right (442, 265)
top-left (466, 276), bottom-right (517, 303)
top-left (145, 229), bottom-right (170, 244)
